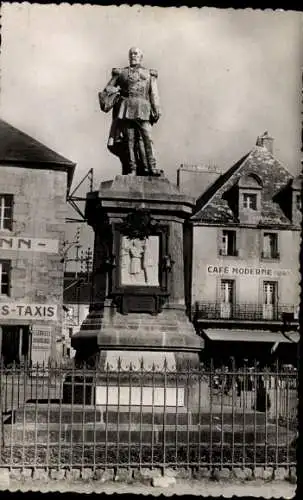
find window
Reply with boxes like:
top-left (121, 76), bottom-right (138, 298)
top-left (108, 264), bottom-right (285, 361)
top-left (243, 193), bottom-right (257, 210)
top-left (262, 233), bottom-right (279, 259)
top-left (220, 230), bottom-right (237, 256)
top-left (0, 260), bottom-right (10, 295)
top-left (296, 194), bottom-right (301, 211)
top-left (0, 195), bottom-right (13, 231)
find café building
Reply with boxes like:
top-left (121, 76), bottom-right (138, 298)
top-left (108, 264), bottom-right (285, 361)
top-left (189, 132), bottom-right (300, 366)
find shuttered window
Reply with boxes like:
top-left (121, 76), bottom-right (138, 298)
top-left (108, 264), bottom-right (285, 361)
top-left (220, 230), bottom-right (237, 256)
top-left (262, 233), bottom-right (279, 259)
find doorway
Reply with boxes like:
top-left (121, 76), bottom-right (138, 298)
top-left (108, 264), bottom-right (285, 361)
top-left (1, 325), bottom-right (30, 366)
top-left (220, 279), bottom-right (234, 319)
top-left (263, 281), bottom-right (278, 320)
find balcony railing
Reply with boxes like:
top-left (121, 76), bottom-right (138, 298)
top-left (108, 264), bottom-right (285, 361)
top-left (194, 302), bottom-right (298, 322)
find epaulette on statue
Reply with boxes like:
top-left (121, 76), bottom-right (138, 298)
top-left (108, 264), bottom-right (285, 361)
top-left (112, 68), bottom-right (121, 76)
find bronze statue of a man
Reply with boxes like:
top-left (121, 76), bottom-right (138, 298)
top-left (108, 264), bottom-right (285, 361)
top-left (99, 47), bottom-right (162, 176)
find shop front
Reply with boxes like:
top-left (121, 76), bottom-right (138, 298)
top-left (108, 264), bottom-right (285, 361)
top-left (199, 328), bottom-right (299, 368)
top-left (0, 325), bottom-right (30, 366)
top-left (0, 302), bottom-right (58, 367)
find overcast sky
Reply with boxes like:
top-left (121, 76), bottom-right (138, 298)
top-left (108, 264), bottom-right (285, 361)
top-left (1, 4), bottom-right (302, 250)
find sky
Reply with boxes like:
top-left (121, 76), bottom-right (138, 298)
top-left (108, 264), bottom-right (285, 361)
top-left (1, 4), bottom-right (302, 254)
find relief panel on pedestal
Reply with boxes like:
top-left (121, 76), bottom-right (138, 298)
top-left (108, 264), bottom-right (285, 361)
top-left (110, 212), bottom-right (171, 314)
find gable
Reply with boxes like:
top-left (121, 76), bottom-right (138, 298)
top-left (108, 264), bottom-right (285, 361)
top-left (191, 146), bottom-right (294, 225)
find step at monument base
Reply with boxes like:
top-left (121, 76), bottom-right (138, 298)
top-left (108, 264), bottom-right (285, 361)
top-left (4, 422), bottom-right (294, 447)
top-left (11, 403), bottom-right (270, 426)
top-left (5, 403), bottom-right (295, 449)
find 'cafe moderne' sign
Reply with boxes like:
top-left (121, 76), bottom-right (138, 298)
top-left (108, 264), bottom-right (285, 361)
top-left (0, 303), bottom-right (57, 321)
top-left (207, 265), bottom-right (291, 278)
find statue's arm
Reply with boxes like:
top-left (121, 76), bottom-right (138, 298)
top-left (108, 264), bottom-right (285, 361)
top-left (149, 69), bottom-right (161, 122)
top-left (104, 68), bottom-right (120, 90)
top-left (98, 68), bottom-right (121, 113)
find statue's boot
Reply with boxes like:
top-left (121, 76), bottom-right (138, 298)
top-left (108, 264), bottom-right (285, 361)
top-left (148, 162), bottom-right (162, 177)
top-left (150, 168), bottom-right (162, 177)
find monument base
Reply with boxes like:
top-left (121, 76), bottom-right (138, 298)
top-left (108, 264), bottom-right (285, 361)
top-left (95, 386), bottom-right (184, 406)
top-left (63, 348), bottom-right (191, 408)
top-left (73, 303), bottom-right (203, 370)
top-left (69, 305), bottom-right (203, 408)
top-left (95, 349), bottom-right (184, 406)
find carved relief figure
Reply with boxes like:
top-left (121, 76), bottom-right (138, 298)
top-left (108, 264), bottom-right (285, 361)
top-left (142, 237), bottom-right (159, 286)
top-left (120, 237), bottom-right (131, 285)
top-left (129, 239), bottom-right (145, 284)
top-left (120, 236), bottom-right (159, 287)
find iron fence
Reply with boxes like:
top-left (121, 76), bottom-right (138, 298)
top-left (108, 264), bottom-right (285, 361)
top-left (0, 360), bottom-right (297, 472)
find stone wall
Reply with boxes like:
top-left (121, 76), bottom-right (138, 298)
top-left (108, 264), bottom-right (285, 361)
top-left (0, 463), bottom-right (296, 490)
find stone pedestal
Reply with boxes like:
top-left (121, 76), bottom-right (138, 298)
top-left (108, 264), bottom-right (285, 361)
top-left (70, 175), bottom-right (203, 407)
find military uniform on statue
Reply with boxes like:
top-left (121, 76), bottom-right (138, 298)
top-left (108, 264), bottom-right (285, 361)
top-left (99, 47), bottom-right (162, 176)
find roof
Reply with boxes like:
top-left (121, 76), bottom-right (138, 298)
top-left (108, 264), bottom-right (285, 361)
top-left (192, 145), bottom-right (295, 226)
top-left (0, 118), bottom-right (76, 190)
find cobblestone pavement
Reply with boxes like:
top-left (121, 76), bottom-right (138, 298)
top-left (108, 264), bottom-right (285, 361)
top-left (6, 479), bottom-right (296, 497)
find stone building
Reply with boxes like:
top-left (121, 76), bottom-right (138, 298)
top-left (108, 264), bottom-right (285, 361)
top-left (0, 119), bottom-right (75, 366)
top-left (189, 132), bottom-right (300, 366)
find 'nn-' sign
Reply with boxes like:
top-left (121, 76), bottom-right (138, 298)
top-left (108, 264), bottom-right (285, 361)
top-left (0, 236), bottom-right (59, 253)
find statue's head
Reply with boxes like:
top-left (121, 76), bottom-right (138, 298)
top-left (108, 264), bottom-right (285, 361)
top-left (129, 47), bottom-right (143, 67)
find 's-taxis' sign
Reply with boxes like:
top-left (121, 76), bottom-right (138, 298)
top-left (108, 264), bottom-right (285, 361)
top-left (0, 303), bottom-right (57, 320)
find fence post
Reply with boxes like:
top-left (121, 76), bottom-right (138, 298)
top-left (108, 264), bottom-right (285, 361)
top-left (0, 327), bottom-right (3, 456)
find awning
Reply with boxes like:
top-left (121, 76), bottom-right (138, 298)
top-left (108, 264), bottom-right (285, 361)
top-left (202, 329), bottom-right (299, 343)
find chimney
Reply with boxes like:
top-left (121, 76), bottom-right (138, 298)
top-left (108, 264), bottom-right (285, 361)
top-left (177, 164), bottom-right (222, 200)
top-left (256, 131), bottom-right (274, 154)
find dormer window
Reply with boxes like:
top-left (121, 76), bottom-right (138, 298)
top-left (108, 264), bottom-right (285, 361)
top-left (296, 194), bottom-right (301, 211)
top-left (243, 193), bottom-right (257, 210)
top-left (238, 173), bottom-right (262, 224)
top-left (288, 176), bottom-right (302, 224)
